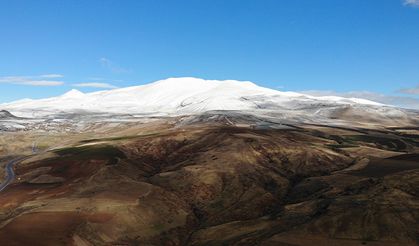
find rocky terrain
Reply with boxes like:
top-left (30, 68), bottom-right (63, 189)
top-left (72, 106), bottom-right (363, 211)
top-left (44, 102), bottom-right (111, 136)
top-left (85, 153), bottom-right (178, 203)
top-left (0, 115), bottom-right (418, 246)
top-left (0, 78), bottom-right (418, 245)
top-left (0, 110), bottom-right (18, 119)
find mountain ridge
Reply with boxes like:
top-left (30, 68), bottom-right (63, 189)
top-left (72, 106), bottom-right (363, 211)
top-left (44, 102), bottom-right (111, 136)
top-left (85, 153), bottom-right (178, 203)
top-left (0, 110), bottom-right (19, 119)
top-left (3, 77), bottom-right (415, 127)
top-left (1, 77), bottom-right (389, 118)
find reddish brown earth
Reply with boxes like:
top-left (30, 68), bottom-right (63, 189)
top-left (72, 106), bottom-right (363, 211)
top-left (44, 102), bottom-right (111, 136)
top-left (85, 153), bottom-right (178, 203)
top-left (0, 122), bottom-right (418, 245)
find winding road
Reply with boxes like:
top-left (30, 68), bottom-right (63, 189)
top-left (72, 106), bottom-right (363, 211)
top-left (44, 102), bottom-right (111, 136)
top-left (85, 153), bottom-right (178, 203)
top-left (0, 141), bottom-right (38, 192)
top-left (0, 158), bottom-right (22, 192)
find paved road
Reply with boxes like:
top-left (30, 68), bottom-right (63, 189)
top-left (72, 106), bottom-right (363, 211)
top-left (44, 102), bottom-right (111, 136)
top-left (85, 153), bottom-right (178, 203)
top-left (0, 142), bottom-right (38, 192)
top-left (0, 158), bottom-right (22, 192)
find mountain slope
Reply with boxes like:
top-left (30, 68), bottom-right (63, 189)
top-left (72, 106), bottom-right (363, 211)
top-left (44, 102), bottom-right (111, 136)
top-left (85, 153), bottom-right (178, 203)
top-left (2, 121), bottom-right (418, 245)
top-left (1, 77), bottom-right (414, 125)
top-left (0, 110), bottom-right (18, 119)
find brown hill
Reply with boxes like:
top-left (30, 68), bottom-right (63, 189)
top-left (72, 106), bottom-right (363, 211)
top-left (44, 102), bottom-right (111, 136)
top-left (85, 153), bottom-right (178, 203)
top-left (0, 121), bottom-right (417, 245)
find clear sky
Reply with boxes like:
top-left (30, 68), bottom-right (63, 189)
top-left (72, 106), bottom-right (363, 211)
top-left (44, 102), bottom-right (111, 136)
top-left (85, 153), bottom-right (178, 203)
top-left (1, 0), bottom-right (419, 108)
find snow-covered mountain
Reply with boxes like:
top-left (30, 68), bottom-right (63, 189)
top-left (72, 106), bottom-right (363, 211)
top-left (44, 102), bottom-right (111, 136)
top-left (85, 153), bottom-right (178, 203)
top-left (1, 77), bottom-right (415, 125)
top-left (0, 110), bottom-right (19, 119)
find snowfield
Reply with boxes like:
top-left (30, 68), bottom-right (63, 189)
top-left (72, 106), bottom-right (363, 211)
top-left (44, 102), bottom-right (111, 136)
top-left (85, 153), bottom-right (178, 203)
top-left (1, 77), bottom-right (387, 118)
top-left (0, 77), bottom-right (419, 130)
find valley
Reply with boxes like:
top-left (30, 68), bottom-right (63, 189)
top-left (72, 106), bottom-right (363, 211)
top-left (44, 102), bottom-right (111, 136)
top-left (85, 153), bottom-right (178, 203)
top-left (0, 114), bottom-right (418, 245)
top-left (0, 78), bottom-right (418, 245)
top-left (2, 0), bottom-right (419, 244)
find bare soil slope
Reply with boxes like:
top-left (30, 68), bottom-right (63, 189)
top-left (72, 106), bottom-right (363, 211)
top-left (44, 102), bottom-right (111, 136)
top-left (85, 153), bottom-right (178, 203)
top-left (0, 121), bottom-right (418, 245)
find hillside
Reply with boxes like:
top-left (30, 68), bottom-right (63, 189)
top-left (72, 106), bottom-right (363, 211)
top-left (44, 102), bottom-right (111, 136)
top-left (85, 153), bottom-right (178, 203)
top-left (0, 110), bottom-right (18, 119)
top-left (0, 119), bottom-right (417, 245)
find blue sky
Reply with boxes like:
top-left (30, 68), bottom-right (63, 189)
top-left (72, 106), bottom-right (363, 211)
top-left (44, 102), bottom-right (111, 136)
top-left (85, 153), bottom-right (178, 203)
top-left (1, 0), bottom-right (419, 108)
